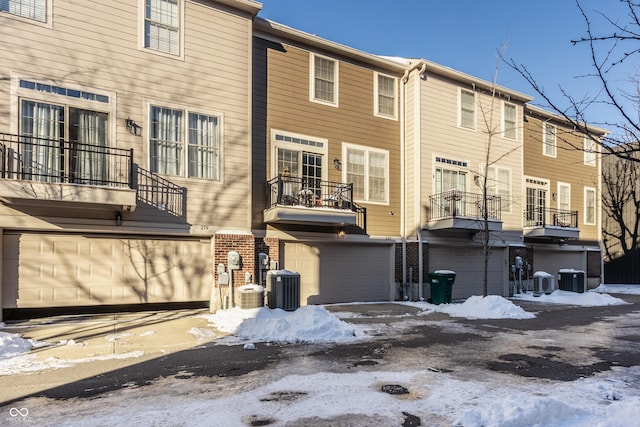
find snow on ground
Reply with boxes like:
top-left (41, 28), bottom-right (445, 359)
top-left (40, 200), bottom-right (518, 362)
top-left (1, 286), bottom-right (640, 426)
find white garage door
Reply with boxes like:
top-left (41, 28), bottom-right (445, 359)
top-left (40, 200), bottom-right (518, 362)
top-left (283, 242), bottom-right (393, 305)
top-left (534, 249), bottom-right (583, 278)
top-left (429, 246), bottom-right (506, 299)
top-left (2, 232), bottom-right (211, 308)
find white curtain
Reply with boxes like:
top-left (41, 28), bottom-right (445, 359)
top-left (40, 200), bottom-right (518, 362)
top-left (75, 109), bottom-right (107, 184)
top-left (151, 106), bottom-right (183, 176)
top-left (188, 113), bottom-right (218, 179)
top-left (21, 100), bottom-right (62, 182)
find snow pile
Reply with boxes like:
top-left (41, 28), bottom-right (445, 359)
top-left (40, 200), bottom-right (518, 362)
top-left (594, 284), bottom-right (640, 295)
top-left (513, 290), bottom-right (627, 306)
top-left (431, 295), bottom-right (536, 319)
top-left (0, 331), bottom-right (47, 360)
top-left (204, 305), bottom-right (363, 343)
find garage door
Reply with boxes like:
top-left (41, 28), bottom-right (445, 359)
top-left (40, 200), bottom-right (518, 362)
top-left (283, 242), bottom-right (393, 305)
top-left (2, 232), bottom-right (211, 308)
top-left (534, 249), bottom-right (582, 278)
top-left (429, 246), bottom-right (506, 299)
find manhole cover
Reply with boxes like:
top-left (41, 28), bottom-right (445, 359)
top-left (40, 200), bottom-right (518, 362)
top-left (381, 384), bottom-right (409, 395)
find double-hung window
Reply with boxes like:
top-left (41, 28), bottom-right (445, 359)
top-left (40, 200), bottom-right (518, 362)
top-left (543, 123), bottom-right (557, 157)
top-left (150, 105), bottom-right (221, 180)
top-left (460, 89), bottom-right (475, 129)
top-left (584, 137), bottom-right (596, 166)
top-left (584, 187), bottom-right (596, 225)
top-left (486, 166), bottom-right (511, 213)
top-left (375, 73), bottom-right (397, 119)
top-left (558, 182), bottom-right (571, 211)
top-left (311, 54), bottom-right (338, 106)
top-left (344, 144), bottom-right (388, 204)
top-left (143, 0), bottom-right (181, 56)
top-left (503, 102), bottom-right (517, 140)
top-left (1, 0), bottom-right (46, 22)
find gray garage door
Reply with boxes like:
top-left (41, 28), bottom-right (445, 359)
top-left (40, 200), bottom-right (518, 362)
top-left (2, 232), bottom-right (211, 308)
top-left (283, 242), bottom-right (393, 305)
top-left (429, 245), bottom-right (506, 299)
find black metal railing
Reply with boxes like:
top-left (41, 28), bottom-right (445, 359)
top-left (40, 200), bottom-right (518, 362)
top-left (429, 190), bottom-right (502, 221)
top-left (0, 133), bottom-right (133, 188)
top-left (134, 165), bottom-right (185, 217)
top-left (524, 207), bottom-right (578, 228)
top-left (266, 175), bottom-right (366, 231)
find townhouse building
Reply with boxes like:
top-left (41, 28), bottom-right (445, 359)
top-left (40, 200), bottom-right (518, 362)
top-left (251, 18), bottom-right (405, 305)
top-left (523, 106), bottom-right (606, 289)
top-left (400, 59), bottom-right (533, 299)
top-left (0, 0), bottom-right (262, 320)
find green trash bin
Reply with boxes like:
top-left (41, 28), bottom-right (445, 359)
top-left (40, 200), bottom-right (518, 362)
top-left (428, 271), bottom-right (456, 304)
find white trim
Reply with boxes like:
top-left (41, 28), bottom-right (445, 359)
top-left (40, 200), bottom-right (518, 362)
top-left (138, 0), bottom-right (185, 61)
top-left (486, 164), bottom-right (512, 214)
top-left (584, 186), bottom-right (596, 225)
top-left (543, 122), bottom-right (557, 158)
top-left (373, 72), bottom-right (398, 120)
top-left (342, 142), bottom-right (389, 205)
top-left (309, 52), bottom-right (339, 107)
top-left (458, 87), bottom-right (476, 131)
top-left (145, 99), bottom-right (225, 181)
top-left (270, 129), bottom-right (328, 180)
top-left (0, 0), bottom-right (52, 28)
top-left (502, 101), bottom-right (517, 141)
top-left (557, 181), bottom-right (571, 211)
top-left (584, 136), bottom-right (596, 166)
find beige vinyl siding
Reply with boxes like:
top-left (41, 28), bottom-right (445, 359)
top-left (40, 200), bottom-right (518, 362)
top-left (0, 0), bottom-right (253, 231)
top-left (261, 41), bottom-right (402, 237)
top-left (524, 116), bottom-right (600, 241)
top-left (3, 232), bottom-right (211, 308)
top-left (419, 74), bottom-right (524, 230)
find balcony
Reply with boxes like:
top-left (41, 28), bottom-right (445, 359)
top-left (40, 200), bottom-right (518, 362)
top-left (523, 207), bottom-right (579, 239)
top-left (263, 175), bottom-right (366, 231)
top-left (428, 190), bottom-right (502, 232)
top-left (0, 133), bottom-right (136, 211)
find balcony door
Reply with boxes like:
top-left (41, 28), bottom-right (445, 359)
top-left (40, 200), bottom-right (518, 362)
top-left (277, 148), bottom-right (323, 196)
top-left (20, 100), bottom-right (108, 184)
top-left (435, 167), bottom-right (466, 217)
top-left (525, 178), bottom-right (549, 226)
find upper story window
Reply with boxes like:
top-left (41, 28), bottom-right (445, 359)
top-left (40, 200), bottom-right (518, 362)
top-left (1, 0), bottom-right (51, 25)
top-left (310, 53), bottom-right (338, 107)
top-left (149, 104), bottom-right (221, 180)
top-left (584, 136), bottom-right (596, 166)
top-left (344, 144), bottom-right (388, 204)
top-left (375, 73), bottom-right (397, 119)
top-left (584, 186), bottom-right (596, 225)
top-left (503, 102), bottom-right (517, 140)
top-left (543, 122), bottom-right (557, 157)
top-left (459, 89), bottom-right (475, 130)
top-left (142, 0), bottom-right (182, 57)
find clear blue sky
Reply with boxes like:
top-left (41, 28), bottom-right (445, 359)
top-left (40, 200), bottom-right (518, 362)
top-left (258, 0), bottom-right (631, 129)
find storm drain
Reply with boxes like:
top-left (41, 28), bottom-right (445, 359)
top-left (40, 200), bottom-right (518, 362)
top-left (381, 384), bottom-right (409, 395)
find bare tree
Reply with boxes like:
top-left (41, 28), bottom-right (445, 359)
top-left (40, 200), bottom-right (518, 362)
top-left (506, 0), bottom-right (640, 160)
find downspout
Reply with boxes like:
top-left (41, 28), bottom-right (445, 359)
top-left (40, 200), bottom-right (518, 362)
top-left (416, 62), bottom-right (426, 299)
top-left (400, 68), bottom-right (408, 292)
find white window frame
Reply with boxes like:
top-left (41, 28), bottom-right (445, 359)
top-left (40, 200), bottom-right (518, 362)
top-left (138, 0), bottom-right (185, 60)
top-left (459, 88), bottom-right (476, 130)
top-left (374, 72), bottom-right (397, 120)
top-left (543, 122), bottom-right (557, 157)
top-left (270, 129), bottom-right (328, 180)
top-left (0, 0), bottom-right (52, 28)
top-left (486, 165), bottom-right (512, 213)
top-left (557, 182), bottom-right (571, 212)
top-left (146, 101), bottom-right (223, 181)
top-left (502, 101), bottom-right (517, 140)
top-left (309, 53), bottom-right (338, 107)
top-left (10, 75), bottom-right (116, 137)
top-left (584, 186), bottom-right (596, 225)
top-left (584, 136), bottom-right (596, 166)
top-left (343, 143), bottom-right (389, 205)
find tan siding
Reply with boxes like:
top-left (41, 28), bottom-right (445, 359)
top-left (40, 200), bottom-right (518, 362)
top-left (524, 116), bottom-right (600, 241)
top-left (0, 0), bottom-right (254, 231)
top-left (261, 41), bottom-right (402, 237)
top-left (403, 76), bottom-right (416, 234)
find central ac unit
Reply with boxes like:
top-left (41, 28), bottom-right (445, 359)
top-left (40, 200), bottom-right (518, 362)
top-left (532, 271), bottom-right (554, 296)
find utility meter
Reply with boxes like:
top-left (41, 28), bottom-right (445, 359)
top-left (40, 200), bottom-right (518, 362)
top-left (258, 253), bottom-right (269, 269)
top-left (515, 256), bottom-right (523, 269)
top-left (228, 251), bottom-right (240, 270)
